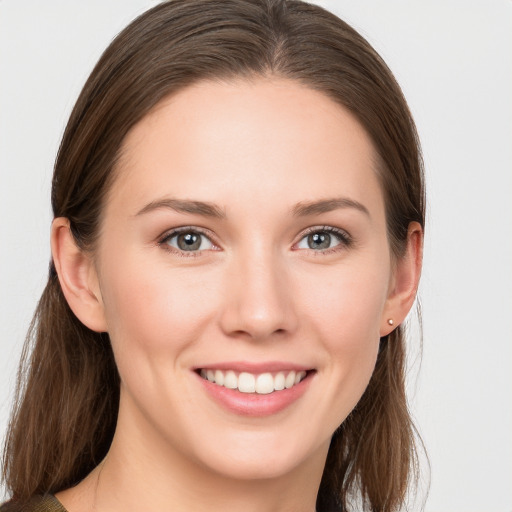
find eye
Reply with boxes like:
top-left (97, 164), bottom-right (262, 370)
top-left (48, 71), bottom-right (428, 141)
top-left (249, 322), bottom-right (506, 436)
top-left (160, 229), bottom-right (214, 253)
top-left (295, 227), bottom-right (351, 252)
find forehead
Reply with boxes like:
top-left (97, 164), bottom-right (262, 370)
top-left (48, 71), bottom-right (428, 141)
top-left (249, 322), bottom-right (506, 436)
top-left (111, 78), bottom-right (384, 219)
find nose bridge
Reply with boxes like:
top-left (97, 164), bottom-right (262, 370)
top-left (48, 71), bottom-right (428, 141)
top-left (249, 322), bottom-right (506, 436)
top-left (220, 242), bottom-right (296, 340)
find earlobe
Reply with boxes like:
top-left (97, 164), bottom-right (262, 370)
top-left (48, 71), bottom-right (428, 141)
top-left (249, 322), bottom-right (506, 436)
top-left (51, 217), bottom-right (107, 333)
top-left (380, 222), bottom-right (423, 337)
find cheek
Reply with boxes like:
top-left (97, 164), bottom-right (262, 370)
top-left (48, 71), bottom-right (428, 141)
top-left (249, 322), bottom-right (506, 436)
top-left (298, 257), bottom-right (389, 412)
top-left (301, 258), bottom-right (389, 343)
top-left (99, 255), bottom-right (218, 366)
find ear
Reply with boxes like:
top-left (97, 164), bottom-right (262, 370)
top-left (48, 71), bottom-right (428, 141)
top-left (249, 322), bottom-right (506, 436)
top-left (380, 221), bottom-right (423, 336)
top-left (51, 217), bottom-right (108, 333)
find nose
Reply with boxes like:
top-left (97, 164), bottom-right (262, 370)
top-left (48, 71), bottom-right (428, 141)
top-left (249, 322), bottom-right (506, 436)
top-left (219, 249), bottom-right (298, 341)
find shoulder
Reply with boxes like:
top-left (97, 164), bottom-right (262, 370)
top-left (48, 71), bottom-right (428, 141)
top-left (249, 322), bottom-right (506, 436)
top-left (0, 495), bottom-right (68, 512)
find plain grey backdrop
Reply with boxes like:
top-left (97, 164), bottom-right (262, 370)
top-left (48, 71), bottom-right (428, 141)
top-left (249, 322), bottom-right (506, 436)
top-left (1, 1), bottom-right (511, 510)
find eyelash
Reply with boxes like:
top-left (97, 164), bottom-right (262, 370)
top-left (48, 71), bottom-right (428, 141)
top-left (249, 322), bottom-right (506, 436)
top-left (157, 225), bottom-right (353, 257)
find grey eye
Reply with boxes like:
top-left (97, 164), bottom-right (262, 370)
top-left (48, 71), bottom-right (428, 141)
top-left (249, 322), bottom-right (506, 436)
top-left (296, 230), bottom-right (343, 251)
top-left (307, 232), bottom-right (332, 250)
top-left (166, 231), bottom-right (213, 252)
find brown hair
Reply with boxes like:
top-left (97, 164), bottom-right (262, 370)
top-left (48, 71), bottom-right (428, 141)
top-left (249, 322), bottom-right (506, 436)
top-left (2, 1), bottom-right (425, 510)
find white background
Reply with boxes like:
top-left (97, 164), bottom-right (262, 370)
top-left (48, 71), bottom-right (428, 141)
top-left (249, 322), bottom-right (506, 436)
top-left (1, 1), bottom-right (511, 511)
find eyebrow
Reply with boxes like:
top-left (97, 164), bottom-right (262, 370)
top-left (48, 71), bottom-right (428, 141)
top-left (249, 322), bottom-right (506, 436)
top-left (135, 196), bottom-right (369, 220)
top-left (292, 197), bottom-right (370, 217)
top-left (135, 198), bottom-right (226, 219)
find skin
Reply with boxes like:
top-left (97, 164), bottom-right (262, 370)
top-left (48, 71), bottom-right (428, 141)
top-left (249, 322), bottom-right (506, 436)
top-left (52, 78), bottom-right (422, 512)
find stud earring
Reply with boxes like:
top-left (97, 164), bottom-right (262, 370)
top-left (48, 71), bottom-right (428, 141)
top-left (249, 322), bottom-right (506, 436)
top-left (387, 319), bottom-right (394, 326)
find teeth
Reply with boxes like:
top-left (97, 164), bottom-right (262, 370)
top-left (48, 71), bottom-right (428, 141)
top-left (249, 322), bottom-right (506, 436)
top-left (214, 369), bottom-right (224, 386)
top-left (199, 369), bottom-right (307, 394)
top-left (224, 370), bottom-right (237, 389)
top-left (238, 372), bottom-right (255, 393)
top-left (274, 372), bottom-right (285, 391)
top-left (255, 373), bottom-right (274, 394)
top-left (285, 371), bottom-right (296, 389)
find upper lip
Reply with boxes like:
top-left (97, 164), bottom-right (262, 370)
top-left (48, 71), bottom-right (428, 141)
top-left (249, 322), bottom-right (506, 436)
top-left (193, 361), bottom-right (313, 373)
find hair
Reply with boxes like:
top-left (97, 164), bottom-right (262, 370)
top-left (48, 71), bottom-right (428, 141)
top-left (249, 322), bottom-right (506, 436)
top-left (2, 1), bottom-right (425, 511)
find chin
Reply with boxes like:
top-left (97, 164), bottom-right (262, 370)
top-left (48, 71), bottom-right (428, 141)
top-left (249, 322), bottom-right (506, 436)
top-left (189, 428), bottom-right (330, 482)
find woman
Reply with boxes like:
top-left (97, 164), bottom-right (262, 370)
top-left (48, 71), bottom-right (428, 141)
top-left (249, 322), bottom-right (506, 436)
top-left (1, 1), bottom-right (425, 511)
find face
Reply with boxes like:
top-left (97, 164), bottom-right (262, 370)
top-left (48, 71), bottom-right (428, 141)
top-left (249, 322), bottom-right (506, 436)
top-left (93, 78), bottom-right (395, 480)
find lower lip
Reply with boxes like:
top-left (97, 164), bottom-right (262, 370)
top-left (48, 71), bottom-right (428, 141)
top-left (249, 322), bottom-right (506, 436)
top-left (195, 372), bottom-right (314, 417)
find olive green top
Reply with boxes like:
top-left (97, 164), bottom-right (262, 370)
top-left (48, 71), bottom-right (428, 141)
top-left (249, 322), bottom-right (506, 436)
top-left (0, 495), bottom-right (67, 512)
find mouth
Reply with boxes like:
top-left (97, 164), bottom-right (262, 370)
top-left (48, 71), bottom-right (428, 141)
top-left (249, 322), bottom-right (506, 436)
top-left (194, 362), bottom-right (316, 416)
top-left (197, 368), bottom-right (309, 395)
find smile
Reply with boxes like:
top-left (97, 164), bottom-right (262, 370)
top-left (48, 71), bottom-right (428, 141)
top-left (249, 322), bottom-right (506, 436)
top-left (199, 369), bottom-right (308, 394)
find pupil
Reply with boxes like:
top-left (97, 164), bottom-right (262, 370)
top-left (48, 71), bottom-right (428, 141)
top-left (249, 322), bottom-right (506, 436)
top-left (178, 232), bottom-right (200, 251)
top-left (308, 232), bottom-right (330, 250)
